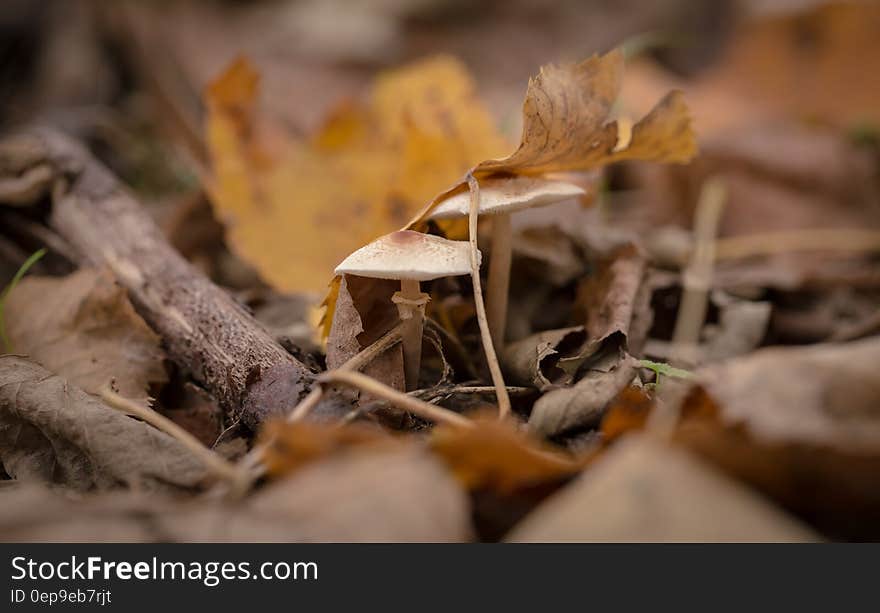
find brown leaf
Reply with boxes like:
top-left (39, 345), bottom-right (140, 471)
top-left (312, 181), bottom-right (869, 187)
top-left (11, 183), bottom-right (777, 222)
top-left (325, 274), bottom-right (404, 394)
top-left (260, 420), bottom-right (396, 478)
top-left (4, 268), bottom-right (167, 402)
top-left (683, 338), bottom-right (880, 452)
top-left (474, 51), bottom-right (695, 176)
top-left (0, 356), bottom-right (206, 491)
top-left (529, 351), bottom-right (638, 437)
top-left (506, 435), bottom-right (818, 542)
top-left (430, 417), bottom-right (582, 495)
top-left (0, 448), bottom-right (472, 542)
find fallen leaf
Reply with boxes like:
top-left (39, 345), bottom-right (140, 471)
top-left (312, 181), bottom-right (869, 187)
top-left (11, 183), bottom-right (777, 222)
top-left (503, 326), bottom-right (589, 390)
top-left (260, 420), bottom-right (396, 478)
top-left (4, 268), bottom-right (167, 402)
top-left (0, 447), bottom-right (472, 542)
top-left (669, 338), bottom-right (880, 539)
top-left (529, 351), bottom-right (638, 437)
top-left (683, 337), bottom-right (880, 451)
top-left (506, 435), bottom-right (819, 542)
top-left (472, 50), bottom-right (695, 175)
top-left (430, 417), bottom-right (582, 495)
top-left (325, 274), bottom-right (405, 392)
top-left (0, 356), bottom-right (206, 491)
top-left (599, 386), bottom-right (654, 445)
top-left (408, 49), bottom-right (696, 226)
top-left (206, 55), bottom-right (508, 292)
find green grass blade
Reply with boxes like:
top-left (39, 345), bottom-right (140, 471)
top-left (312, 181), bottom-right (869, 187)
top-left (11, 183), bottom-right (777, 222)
top-left (0, 247), bottom-right (48, 352)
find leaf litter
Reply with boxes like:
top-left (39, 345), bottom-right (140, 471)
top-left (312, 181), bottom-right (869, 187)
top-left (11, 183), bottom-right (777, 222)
top-left (2, 1), bottom-right (880, 542)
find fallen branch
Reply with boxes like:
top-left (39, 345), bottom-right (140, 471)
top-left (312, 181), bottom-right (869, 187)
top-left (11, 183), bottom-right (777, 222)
top-left (0, 128), bottom-right (314, 428)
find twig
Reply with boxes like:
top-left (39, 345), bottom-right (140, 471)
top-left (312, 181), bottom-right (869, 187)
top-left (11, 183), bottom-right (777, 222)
top-left (100, 387), bottom-right (245, 486)
top-left (714, 229), bottom-right (880, 261)
top-left (410, 384), bottom-right (531, 403)
top-left (466, 173), bottom-right (512, 420)
top-left (319, 370), bottom-right (474, 429)
top-left (287, 323), bottom-right (404, 422)
top-left (670, 178), bottom-right (726, 366)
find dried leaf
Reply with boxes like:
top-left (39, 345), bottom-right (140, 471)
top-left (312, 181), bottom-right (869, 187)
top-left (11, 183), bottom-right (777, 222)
top-left (326, 274), bottom-right (404, 392)
top-left (0, 356), bottom-right (206, 491)
top-left (4, 268), bottom-right (167, 402)
top-left (408, 49), bottom-right (695, 227)
top-left (506, 435), bottom-right (818, 542)
top-left (206, 55), bottom-right (508, 292)
top-left (0, 448), bottom-right (472, 542)
top-left (430, 417), bottom-right (582, 494)
top-left (681, 338), bottom-right (880, 453)
top-left (503, 326), bottom-right (589, 390)
top-left (260, 420), bottom-right (395, 478)
top-left (474, 51), bottom-right (695, 176)
top-left (529, 352), bottom-right (638, 437)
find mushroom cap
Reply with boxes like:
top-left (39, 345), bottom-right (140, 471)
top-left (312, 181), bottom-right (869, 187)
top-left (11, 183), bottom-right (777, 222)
top-left (428, 176), bottom-right (585, 220)
top-left (335, 230), bottom-right (478, 281)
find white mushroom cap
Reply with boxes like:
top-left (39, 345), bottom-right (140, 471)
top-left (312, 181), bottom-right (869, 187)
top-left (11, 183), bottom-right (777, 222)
top-left (335, 230), bottom-right (478, 281)
top-left (428, 176), bottom-right (585, 220)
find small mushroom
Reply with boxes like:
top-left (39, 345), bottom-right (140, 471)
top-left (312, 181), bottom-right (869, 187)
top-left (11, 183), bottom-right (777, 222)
top-left (335, 230), bottom-right (477, 391)
top-left (430, 175), bottom-right (584, 346)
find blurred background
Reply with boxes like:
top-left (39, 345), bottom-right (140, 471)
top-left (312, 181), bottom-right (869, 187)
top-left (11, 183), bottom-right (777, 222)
top-left (2, 0), bottom-right (879, 337)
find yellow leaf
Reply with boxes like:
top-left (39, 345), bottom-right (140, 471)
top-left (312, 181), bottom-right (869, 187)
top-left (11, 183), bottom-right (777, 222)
top-left (205, 55), bottom-right (509, 292)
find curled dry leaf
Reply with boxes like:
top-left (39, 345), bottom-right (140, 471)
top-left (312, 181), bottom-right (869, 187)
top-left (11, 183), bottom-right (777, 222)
top-left (0, 448), bottom-right (472, 542)
top-left (4, 268), bottom-right (167, 402)
top-left (205, 55), bottom-right (508, 292)
top-left (0, 356), bottom-right (206, 492)
top-left (529, 352), bottom-right (638, 437)
top-left (506, 435), bottom-right (819, 542)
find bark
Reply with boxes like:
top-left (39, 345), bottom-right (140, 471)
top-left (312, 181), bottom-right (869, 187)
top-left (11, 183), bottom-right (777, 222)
top-left (0, 128), bottom-right (314, 428)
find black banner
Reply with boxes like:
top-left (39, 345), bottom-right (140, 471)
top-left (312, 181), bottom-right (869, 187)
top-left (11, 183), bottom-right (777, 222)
top-left (0, 544), bottom-right (871, 611)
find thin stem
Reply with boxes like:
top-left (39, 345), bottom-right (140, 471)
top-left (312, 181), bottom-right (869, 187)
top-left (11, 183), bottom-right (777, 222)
top-left (287, 323), bottom-right (405, 422)
top-left (318, 370), bottom-right (473, 429)
top-left (486, 211), bottom-right (512, 347)
top-left (100, 387), bottom-right (245, 485)
top-left (466, 174), bottom-right (512, 420)
top-left (670, 177), bottom-right (726, 366)
top-left (714, 229), bottom-right (880, 261)
top-left (399, 278), bottom-right (424, 391)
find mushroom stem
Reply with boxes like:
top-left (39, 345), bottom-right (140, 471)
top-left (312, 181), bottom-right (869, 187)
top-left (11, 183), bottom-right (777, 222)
top-left (398, 277), bottom-right (426, 390)
top-left (486, 211), bottom-right (512, 347)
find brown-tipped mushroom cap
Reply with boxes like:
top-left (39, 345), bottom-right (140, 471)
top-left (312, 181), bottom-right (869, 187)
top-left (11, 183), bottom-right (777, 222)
top-left (428, 176), bottom-right (585, 220)
top-left (335, 230), bottom-right (478, 281)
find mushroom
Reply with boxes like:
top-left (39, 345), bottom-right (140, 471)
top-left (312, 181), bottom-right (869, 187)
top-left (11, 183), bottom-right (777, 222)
top-left (429, 175), bottom-right (585, 346)
top-left (335, 230), bottom-right (477, 391)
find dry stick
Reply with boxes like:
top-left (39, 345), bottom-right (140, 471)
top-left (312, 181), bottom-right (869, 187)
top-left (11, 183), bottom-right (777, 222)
top-left (714, 229), bottom-right (880, 261)
top-left (318, 370), bottom-right (474, 429)
top-left (466, 174), bottom-right (512, 420)
top-left (17, 129), bottom-right (316, 429)
top-left (650, 178), bottom-right (726, 438)
top-left (100, 387), bottom-right (245, 485)
top-left (287, 323), bottom-right (404, 422)
top-left (670, 178), bottom-right (727, 366)
top-left (234, 323), bottom-right (406, 483)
